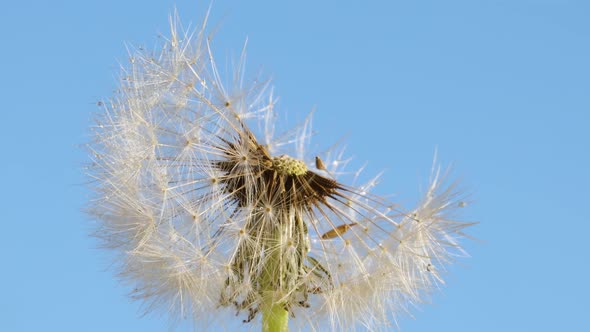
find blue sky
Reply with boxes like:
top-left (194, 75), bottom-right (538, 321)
top-left (1, 0), bottom-right (589, 331)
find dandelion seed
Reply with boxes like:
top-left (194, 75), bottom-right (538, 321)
top-left (87, 10), bottom-right (474, 332)
top-left (320, 222), bottom-right (358, 240)
top-left (315, 156), bottom-right (327, 171)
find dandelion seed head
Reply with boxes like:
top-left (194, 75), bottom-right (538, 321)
top-left (87, 11), bottom-right (474, 331)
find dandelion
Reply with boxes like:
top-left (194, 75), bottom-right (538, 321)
top-left (87, 11), bottom-right (474, 332)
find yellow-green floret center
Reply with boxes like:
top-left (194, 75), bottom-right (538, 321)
top-left (272, 155), bottom-right (307, 176)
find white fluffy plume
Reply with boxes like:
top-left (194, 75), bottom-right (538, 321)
top-left (87, 12), bottom-right (474, 331)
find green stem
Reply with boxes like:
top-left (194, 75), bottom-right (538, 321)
top-left (262, 302), bottom-right (288, 332)
top-left (259, 220), bottom-right (290, 332)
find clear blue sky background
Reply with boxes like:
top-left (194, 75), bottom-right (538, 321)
top-left (1, 0), bottom-right (588, 331)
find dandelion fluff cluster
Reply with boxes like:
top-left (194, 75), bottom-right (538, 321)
top-left (87, 14), bottom-right (473, 331)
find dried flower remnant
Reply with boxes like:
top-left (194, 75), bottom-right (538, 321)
top-left (87, 13), bottom-right (474, 332)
